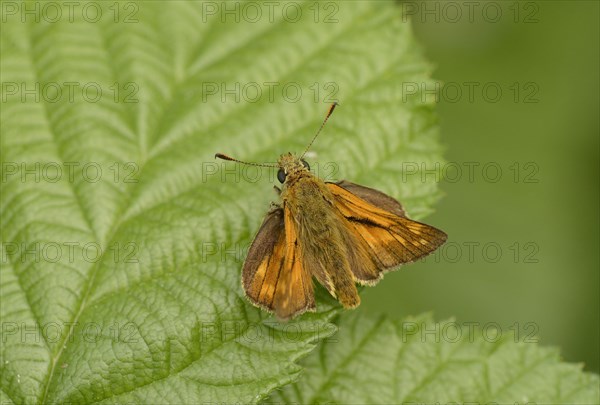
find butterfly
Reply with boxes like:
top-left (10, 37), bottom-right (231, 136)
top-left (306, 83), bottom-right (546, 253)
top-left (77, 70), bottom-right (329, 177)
top-left (216, 103), bottom-right (447, 320)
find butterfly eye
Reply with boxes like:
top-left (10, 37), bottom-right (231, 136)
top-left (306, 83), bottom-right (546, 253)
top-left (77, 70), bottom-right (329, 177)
top-left (301, 159), bottom-right (310, 170)
top-left (277, 168), bottom-right (286, 183)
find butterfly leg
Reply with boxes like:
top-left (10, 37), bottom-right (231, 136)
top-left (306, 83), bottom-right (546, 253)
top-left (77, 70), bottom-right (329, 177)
top-left (273, 185), bottom-right (281, 195)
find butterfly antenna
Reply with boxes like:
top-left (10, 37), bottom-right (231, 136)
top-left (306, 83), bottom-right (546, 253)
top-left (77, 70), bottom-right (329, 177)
top-left (300, 102), bottom-right (339, 159)
top-left (214, 153), bottom-right (277, 167)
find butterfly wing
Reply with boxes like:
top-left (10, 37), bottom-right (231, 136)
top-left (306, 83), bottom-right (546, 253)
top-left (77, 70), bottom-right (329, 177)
top-left (327, 181), bottom-right (447, 279)
top-left (242, 207), bottom-right (315, 320)
top-left (274, 204), bottom-right (316, 319)
top-left (242, 208), bottom-right (286, 312)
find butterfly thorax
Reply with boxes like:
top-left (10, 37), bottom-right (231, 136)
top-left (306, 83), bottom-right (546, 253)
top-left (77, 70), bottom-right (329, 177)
top-left (277, 153), bottom-right (336, 230)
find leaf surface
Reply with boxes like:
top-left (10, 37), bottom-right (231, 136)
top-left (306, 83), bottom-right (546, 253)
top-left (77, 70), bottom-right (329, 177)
top-left (0, 1), bottom-right (443, 403)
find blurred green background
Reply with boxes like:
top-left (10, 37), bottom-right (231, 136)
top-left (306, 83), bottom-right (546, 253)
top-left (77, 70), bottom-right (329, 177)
top-left (362, 1), bottom-right (600, 372)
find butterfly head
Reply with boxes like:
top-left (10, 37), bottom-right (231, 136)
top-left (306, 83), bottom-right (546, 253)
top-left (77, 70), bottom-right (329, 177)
top-left (277, 152), bottom-right (310, 184)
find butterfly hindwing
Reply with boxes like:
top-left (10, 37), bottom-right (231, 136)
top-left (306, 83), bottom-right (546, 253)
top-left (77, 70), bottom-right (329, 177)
top-left (334, 180), bottom-right (406, 217)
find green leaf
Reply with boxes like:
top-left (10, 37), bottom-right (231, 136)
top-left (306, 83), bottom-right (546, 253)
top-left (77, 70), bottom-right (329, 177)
top-left (0, 1), bottom-right (443, 404)
top-left (269, 312), bottom-right (600, 404)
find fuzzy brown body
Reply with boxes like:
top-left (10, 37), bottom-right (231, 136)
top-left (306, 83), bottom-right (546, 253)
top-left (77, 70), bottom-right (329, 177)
top-left (282, 167), bottom-right (361, 308)
top-left (240, 152), bottom-right (447, 320)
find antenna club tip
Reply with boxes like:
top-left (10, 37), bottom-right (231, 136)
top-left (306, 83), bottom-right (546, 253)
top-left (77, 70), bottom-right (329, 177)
top-left (327, 101), bottom-right (339, 117)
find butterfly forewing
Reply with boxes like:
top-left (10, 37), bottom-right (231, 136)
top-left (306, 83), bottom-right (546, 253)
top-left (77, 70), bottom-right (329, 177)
top-left (272, 205), bottom-right (316, 319)
top-left (242, 208), bottom-right (286, 311)
top-left (326, 182), bottom-right (447, 273)
top-left (242, 206), bottom-right (316, 319)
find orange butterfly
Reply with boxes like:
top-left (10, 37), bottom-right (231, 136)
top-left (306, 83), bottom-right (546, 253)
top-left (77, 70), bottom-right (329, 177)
top-left (216, 103), bottom-right (447, 320)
